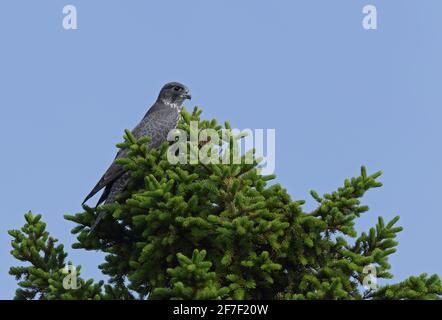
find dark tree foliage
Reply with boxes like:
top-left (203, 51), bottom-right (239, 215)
top-left (9, 108), bottom-right (441, 299)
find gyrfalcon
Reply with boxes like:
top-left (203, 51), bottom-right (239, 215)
top-left (82, 82), bottom-right (191, 232)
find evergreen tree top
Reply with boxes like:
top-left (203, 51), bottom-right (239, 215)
top-left (8, 107), bottom-right (441, 300)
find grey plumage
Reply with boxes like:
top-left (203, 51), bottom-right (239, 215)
top-left (83, 82), bottom-right (191, 232)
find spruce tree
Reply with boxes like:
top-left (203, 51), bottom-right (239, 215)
top-left (8, 107), bottom-right (441, 300)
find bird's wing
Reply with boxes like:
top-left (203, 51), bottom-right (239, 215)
top-left (82, 102), bottom-right (180, 206)
top-left (82, 149), bottom-right (128, 205)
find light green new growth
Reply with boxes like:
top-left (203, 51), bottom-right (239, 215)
top-left (8, 107), bottom-right (441, 300)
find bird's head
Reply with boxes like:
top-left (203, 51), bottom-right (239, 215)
top-left (158, 82), bottom-right (191, 106)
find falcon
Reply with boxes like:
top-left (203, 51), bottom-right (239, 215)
top-left (82, 82), bottom-right (191, 232)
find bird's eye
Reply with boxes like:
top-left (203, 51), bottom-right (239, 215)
top-left (174, 86), bottom-right (181, 91)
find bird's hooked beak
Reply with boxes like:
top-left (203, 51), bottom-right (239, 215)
top-left (183, 90), bottom-right (191, 100)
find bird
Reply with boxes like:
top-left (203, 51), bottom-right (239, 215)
top-left (82, 82), bottom-right (191, 233)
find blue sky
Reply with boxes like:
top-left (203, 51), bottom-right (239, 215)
top-left (0, 0), bottom-right (441, 299)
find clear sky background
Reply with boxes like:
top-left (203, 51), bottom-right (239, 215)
top-left (1, 0), bottom-right (441, 299)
